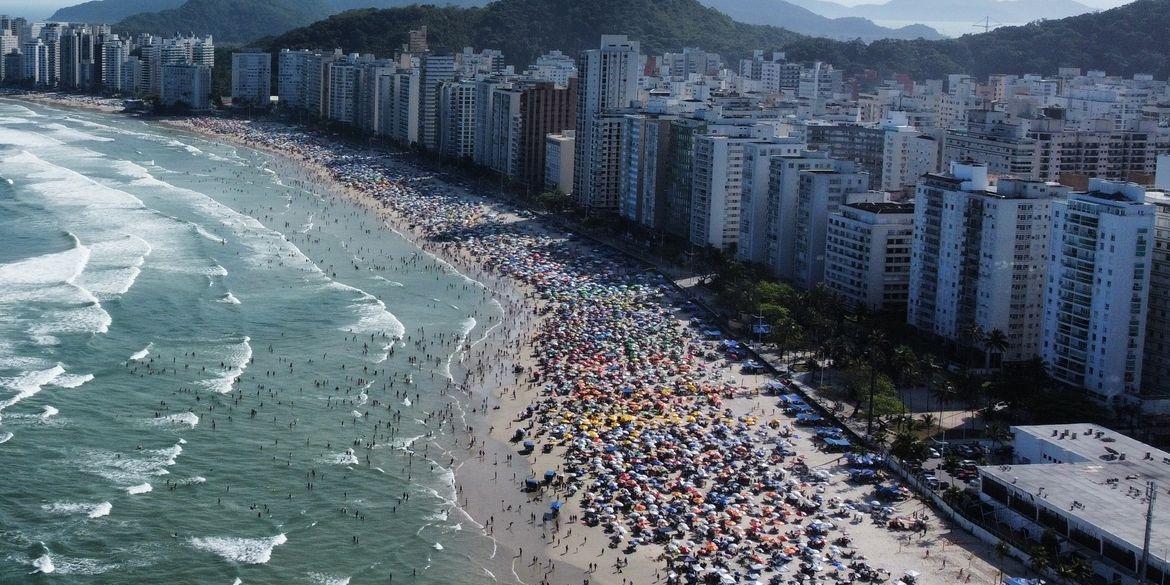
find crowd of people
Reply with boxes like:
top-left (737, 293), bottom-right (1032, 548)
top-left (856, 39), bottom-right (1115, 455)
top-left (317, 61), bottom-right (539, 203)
top-left (183, 117), bottom-right (931, 585)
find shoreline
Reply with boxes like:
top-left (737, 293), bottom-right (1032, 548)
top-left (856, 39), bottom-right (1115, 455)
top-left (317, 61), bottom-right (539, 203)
top-left (12, 95), bottom-right (1027, 585)
top-left (163, 117), bottom-right (595, 585)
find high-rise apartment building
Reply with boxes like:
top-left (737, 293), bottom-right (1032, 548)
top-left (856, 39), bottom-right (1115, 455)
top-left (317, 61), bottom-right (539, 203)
top-left (231, 50), bottom-right (271, 107)
top-left (573, 35), bottom-right (642, 212)
top-left (1043, 180), bottom-right (1156, 401)
top-left (909, 163), bottom-right (1068, 363)
top-left (765, 150), bottom-right (836, 279)
top-left (824, 202), bottom-right (916, 312)
top-left (160, 63), bottom-right (212, 111)
top-left (737, 137), bottom-right (807, 266)
top-left (791, 163), bottom-right (873, 289)
top-left (439, 79), bottom-right (478, 160)
top-left (804, 113), bottom-right (938, 194)
top-left (419, 49), bottom-right (455, 151)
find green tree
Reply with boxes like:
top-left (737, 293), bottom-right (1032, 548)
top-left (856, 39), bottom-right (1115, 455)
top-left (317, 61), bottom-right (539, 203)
top-left (890, 429), bottom-right (929, 463)
top-left (985, 328), bottom-right (1009, 370)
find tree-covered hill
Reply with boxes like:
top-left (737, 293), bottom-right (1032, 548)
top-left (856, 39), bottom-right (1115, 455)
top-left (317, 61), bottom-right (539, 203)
top-left (50, 0), bottom-right (185, 23)
top-left (116, 0), bottom-right (336, 43)
top-left (269, 0), bottom-right (807, 67)
top-left (266, 0), bottom-right (1170, 79)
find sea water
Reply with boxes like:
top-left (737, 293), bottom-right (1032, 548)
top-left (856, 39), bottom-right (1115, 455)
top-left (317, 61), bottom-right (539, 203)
top-left (0, 100), bottom-right (508, 584)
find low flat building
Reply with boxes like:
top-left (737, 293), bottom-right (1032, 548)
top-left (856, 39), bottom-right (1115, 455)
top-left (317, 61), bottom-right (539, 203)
top-left (978, 424), bottom-right (1170, 585)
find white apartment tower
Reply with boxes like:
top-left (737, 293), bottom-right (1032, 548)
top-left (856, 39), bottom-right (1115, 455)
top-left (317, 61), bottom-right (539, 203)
top-left (824, 202), bottom-right (916, 312)
top-left (439, 80), bottom-right (477, 160)
top-left (572, 35), bottom-right (641, 212)
top-left (790, 163), bottom-right (873, 289)
top-left (277, 49), bottom-right (318, 110)
top-left (909, 163), bottom-right (1069, 363)
top-left (160, 63), bottom-right (212, 111)
top-left (690, 133), bottom-right (759, 252)
top-left (764, 150), bottom-right (836, 279)
top-left (1144, 190), bottom-right (1170, 403)
top-left (737, 137), bottom-right (806, 266)
top-left (1043, 180), bottom-right (1156, 401)
top-left (545, 130), bottom-right (575, 195)
top-left (100, 35), bottom-right (125, 91)
top-left (231, 50), bottom-right (271, 107)
top-left (418, 50), bottom-right (455, 151)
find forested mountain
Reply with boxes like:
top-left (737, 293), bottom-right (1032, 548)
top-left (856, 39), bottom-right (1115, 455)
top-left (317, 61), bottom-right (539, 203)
top-left (54, 0), bottom-right (935, 42)
top-left (780, 0), bottom-right (1170, 78)
top-left (115, 0), bottom-right (336, 43)
top-left (698, 0), bottom-right (942, 41)
top-left (267, 0), bottom-right (1170, 79)
top-left (790, 0), bottom-right (1096, 24)
top-left (49, 0), bottom-right (185, 23)
top-left (269, 0), bottom-right (808, 67)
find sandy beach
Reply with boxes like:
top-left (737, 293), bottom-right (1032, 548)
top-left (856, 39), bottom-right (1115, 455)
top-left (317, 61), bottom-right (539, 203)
top-left (10, 97), bottom-right (1028, 585)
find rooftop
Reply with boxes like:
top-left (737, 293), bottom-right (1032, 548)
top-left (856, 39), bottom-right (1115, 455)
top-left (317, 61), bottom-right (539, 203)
top-left (979, 424), bottom-right (1170, 563)
top-left (845, 202), bottom-right (915, 214)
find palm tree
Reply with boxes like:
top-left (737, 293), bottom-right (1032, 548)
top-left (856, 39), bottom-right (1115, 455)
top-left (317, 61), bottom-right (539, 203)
top-left (890, 413), bottom-right (916, 433)
top-left (963, 324), bottom-right (986, 369)
top-left (1057, 556), bottom-right (1092, 584)
top-left (864, 331), bottom-right (889, 437)
top-left (1028, 545), bottom-right (1053, 577)
top-left (917, 413), bottom-right (937, 434)
top-left (931, 380), bottom-right (956, 439)
top-left (891, 345), bottom-right (919, 412)
top-left (918, 354), bottom-right (941, 416)
top-left (985, 328), bottom-right (1010, 370)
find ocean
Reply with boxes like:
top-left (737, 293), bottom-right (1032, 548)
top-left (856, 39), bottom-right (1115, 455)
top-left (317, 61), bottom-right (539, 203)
top-left (0, 100), bottom-right (510, 584)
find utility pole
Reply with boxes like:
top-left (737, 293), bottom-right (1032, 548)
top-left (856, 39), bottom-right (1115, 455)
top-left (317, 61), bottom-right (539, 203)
top-left (974, 17), bottom-right (993, 33)
top-left (1140, 480), bottom-right (1156, 584)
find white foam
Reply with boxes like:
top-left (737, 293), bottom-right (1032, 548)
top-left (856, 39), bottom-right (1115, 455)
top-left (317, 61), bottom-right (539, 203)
top-left (433, 542), bottom-right (444, 550)
top-left (0, 126), bottom-right (61, 147)
top-left (189, 533), bottom-right (287, 565)
top-left (325, 282), bottom-right (404, 362)
top-left (0, 432), bottom-right (11, 444)
top-left (42, 501), bottom-right (111, 519)
top-left (129, 343), bottom-right (153, 361)
top-left (307, 572), bottom-right (351, 585)
top-left (31, 553), bottom-right (54, 574)
top-left (198, 336), bottom-right (251, 394)
top-left (80, 441), bottom-right (183, 486)
top-left (217, 292), bottom-right (241, 305)
top-left (126, 482), bottom-right (152, 494)
top-left (176, 475), bottom-right (206, 486)
top-left (153, 412), bottom-right (199, 428)
top-left (0, 233), bottom-right (113, 349)
top-left (325, 448), bottom-right (359, 466)
top-left (43, 123), bottom-right (115, 143)
top-left (44, 555), bottom-right (118, 575)
top-left (77, 234), bottom-right (153, 299)
top-left (39, 405), bottom-right (59, 420)
top-left (0, 364), bottom-right (64, 413)
top-left (193, 223), bottom-right (225, 243)
top-left (52, 373), bottom-right (93, 388)
top-left (167, 139), bottom-right (203, 156)
top-left (89, 501), bottom-right (112, 518)
top-left (373, 276), bottom-right (404, 287)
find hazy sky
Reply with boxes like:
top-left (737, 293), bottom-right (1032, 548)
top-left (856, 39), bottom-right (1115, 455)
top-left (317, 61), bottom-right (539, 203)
top-left (0, 0), bottom-right (1140, 19)
top-left (827, 0), bottom-right (1129, 5)
top-left (0, 1), bottom-right (77, 19)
